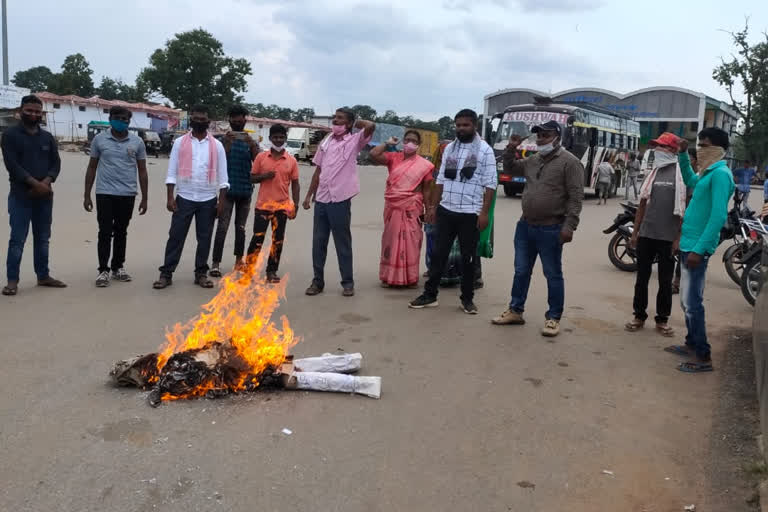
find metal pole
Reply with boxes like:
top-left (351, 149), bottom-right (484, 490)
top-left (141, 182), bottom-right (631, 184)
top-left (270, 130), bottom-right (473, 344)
top-left (2, 0), bottom-right (8, 85)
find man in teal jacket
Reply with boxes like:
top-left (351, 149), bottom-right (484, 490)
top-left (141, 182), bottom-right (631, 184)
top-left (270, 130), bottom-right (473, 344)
top-left (667, 128), bottom-right (733, 373)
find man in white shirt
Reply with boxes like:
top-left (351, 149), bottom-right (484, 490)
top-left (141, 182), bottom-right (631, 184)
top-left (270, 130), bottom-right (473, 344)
top-left (153, 105), bottom-right (229, 289)
top-left (409, 109), bottom-right (497, 314)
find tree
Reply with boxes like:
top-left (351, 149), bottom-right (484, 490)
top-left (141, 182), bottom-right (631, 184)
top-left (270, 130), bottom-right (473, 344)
top-left (11, 65), bottom-right (54, 92)
top-left (713, 21), bottom-right (768, 168)
top-left (138, 29), bottom-right (252, 115)
top-left (376, 109), bottom-right (400, 125)
top-left (96, 77), bottom-right (147, 102)
top-left (293, 107), bottom-right (315, 122)
top-left (46, 53), bottom-right (95, 96)
top-left (437, 116), bottom-right (455, 140)
top-left (348, 104), bottom-right (377, 121)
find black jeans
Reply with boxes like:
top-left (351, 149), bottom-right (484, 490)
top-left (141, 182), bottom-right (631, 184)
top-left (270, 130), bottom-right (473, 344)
top-left (159, 196), bottom-right (217, 278)
top-left (247, 209), bottom-right (288, 274)
top-left (312, 200), bottom-right (353, 289)
top-left (211, 194), bottom-right (251, 264)
top-left (96, 194), bottom-right (135, 273)
top-left (633, 236), bottom-right (675, 324)
top-left (424, 206), bottom-right (479, 302)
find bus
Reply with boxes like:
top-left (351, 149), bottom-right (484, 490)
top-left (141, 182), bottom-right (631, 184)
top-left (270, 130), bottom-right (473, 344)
top-left (491, 101), bottom-right (641, 197)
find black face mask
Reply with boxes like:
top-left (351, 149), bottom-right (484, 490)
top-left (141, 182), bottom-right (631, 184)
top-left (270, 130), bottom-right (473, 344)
top-left (456, 131), bottom-right (475, 143)
top-left (230, 123), bottom-right (245, 132)
top-left (21, 114), bottom-right (41, 128)
top-left (191, 121), bottom-right (209, 133)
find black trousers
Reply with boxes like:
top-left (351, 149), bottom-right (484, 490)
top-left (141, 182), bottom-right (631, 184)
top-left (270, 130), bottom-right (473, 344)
top-left (633, 236), bottom-right (674, 324)
top-left (96, 194), bottom-right (135, 272)
top-left (247, 209), bottom-right (288, 274)
top-left (211, 194), bottom-right (251, 264)
top-left (159, 196), bottom-right (217, 277)
top-left (424, 206), bottom-right (479, 302)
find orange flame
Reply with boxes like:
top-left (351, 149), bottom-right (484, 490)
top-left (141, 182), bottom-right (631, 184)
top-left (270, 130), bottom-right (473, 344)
top-left (155, 251), bottom-right (298, 400)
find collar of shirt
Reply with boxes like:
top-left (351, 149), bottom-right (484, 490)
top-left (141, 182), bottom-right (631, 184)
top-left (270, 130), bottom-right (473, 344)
top-left (268, 150), bottom-right (288, 160)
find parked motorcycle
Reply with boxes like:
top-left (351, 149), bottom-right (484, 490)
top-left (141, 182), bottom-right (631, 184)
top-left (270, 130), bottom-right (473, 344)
top-left (738, 217), bottom-right (768, 306)
top-left (721, 194), bottom-right (757, 285)
top-left (604, 202), bottom-right (640, 271)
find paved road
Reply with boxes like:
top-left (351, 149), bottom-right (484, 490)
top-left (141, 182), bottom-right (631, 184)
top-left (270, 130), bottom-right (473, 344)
top-left (0, 151), bottom-right (758, 511)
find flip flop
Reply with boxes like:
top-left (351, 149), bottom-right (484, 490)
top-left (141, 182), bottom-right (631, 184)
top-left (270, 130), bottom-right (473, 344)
top-left (664, 345), bottom-right (692, 356)
top-left (209, 268), bottom-right (222, 278)
top-left (655, 324), bottom-right (675, 338)
top-left (678, 361), bottom-right (714, 373)
top-left (624, 319), bottom-right (645, 332)
top-left (2, 285), bottom-right (17, 296)
top-left (37, 278), bottom-right (67, 288)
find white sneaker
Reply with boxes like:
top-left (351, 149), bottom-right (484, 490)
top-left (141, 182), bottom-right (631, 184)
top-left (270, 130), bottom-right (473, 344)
top-left (112, 268), bottom-right (132, 282)
top-left (541, 319), bottom-right (560, 337)
top-left (95, 271), bottom-right (111, 287)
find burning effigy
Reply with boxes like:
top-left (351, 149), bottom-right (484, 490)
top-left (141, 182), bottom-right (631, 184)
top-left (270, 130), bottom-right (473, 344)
top-left (110, 256), bottom-right (381, 406)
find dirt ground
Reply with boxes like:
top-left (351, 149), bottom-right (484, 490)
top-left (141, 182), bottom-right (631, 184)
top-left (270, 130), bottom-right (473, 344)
top-left (0, 151), bottom-right (762, 511)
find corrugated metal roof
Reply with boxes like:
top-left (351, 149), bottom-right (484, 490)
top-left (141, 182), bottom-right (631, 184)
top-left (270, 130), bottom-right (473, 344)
top-left (35, 92), bottom-right (182, 117)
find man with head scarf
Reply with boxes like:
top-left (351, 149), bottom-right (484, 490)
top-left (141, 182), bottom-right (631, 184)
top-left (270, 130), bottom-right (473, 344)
top-left (624, 133), bottom-right (686, 339)
top-left (665, 128), bottom-right (734, 373)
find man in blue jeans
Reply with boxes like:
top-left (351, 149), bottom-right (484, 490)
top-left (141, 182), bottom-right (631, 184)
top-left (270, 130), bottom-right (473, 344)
top-left (491, 121), bottom-right (584, 337)
top-left (1, 95), bottom-right (66, 296)
top-left (666, 129), bottom-right (734, 373)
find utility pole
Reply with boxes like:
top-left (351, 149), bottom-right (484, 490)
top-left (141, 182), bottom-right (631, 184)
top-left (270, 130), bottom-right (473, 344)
top-left (2, 0), bottom-right (8, 85)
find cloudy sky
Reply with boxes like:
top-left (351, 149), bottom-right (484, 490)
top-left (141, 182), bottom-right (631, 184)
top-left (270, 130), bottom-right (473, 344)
top-left (7, 0), bottom-right (767, 120)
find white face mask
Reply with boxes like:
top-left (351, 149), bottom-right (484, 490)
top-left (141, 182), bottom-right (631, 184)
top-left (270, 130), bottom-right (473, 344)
top-left (537, 143), bottom-right (555, 156)
top-left (651, 149), bottom-right (677, 168)
top-left (270, 142), bottom-right (285, 152)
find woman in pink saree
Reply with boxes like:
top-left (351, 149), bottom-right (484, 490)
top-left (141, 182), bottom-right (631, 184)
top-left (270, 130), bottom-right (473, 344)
top-left (370, 130), bottom-right (435, 287)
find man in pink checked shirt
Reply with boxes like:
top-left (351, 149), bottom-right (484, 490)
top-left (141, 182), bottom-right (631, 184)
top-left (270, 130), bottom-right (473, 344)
top-left (302, 107), bottom-right (376, 297)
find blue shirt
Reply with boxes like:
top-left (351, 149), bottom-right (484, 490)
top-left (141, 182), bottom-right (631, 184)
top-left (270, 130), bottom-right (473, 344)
top-left (225, 137), bottom-right (256, 199)
top-left (90, 131), bottom-right (146, 196)
top-left (732, 166), bottom-right (756, 193)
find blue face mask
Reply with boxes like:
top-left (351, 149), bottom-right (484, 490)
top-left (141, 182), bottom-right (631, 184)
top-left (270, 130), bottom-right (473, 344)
top-left (110, 119), bottom-right (129, 132)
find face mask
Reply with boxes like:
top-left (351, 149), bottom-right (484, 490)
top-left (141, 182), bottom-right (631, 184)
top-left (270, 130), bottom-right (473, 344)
top-left (651, 148), bottom-right (678, 168)
top-left (403, 142), bottom-right (419, 155)
top-left (191, 121), bottom-right (209, 133)
top-left (270, 142), bottom-right (285, 152)
top-left (456, 131), bottom-right (475, 143)
top-left (331, 124), bottom-right (348, 136)
top-left (110, 119), bottom-right (129, 132)
top-left (230, 123), bottom-right (245, 132)
top-left (537, 142), bottom-right (554, 156)
top-left (21, 114), bottom-right (41, 128)
top-left (696, 146), bottom-right (726, 172)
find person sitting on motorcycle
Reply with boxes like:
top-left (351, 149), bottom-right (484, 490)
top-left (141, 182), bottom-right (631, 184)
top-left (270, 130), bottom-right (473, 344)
top-left (625, 132), bottom-right (687, 338)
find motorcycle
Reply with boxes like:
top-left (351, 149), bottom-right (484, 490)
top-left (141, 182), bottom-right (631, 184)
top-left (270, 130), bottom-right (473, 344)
top-left (738, 217), bottom-right (768, 306)
top-left (604, 202), bottom-right (640, 271)
top-left (721, 193), bottom-right (757, 285)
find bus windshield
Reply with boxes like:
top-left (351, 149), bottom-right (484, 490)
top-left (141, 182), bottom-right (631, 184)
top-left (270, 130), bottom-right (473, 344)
top-left (496, 121), bottom-right (533, 141)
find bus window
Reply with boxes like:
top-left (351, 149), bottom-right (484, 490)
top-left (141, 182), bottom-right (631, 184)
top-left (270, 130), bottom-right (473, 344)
top-left (610, 132), bottom-right (616, 148)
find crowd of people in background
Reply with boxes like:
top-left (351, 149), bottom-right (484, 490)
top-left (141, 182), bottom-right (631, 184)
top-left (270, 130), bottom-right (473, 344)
top-left (0, 93), bottom-right (749, 372)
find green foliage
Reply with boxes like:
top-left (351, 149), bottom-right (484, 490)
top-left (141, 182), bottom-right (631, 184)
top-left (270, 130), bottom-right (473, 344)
top-left (713, 21), bottom-right (768, 168)
top-left (96, 77), bottom-right (146, 102)
top-left (45, 53), bottom-right (95, 96)
top-left (138, 29), bottom-right (252, 116)
top-left (11, 66), bottom-right (53, 92)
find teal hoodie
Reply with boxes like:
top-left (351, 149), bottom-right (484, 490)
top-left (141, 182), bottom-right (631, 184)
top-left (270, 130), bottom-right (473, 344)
top-left (678, 152), bottom-right (734, 255)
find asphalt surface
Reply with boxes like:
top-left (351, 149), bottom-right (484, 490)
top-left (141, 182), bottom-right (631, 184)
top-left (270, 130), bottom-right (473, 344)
top-left (0, 151), bottom-right (760, 511)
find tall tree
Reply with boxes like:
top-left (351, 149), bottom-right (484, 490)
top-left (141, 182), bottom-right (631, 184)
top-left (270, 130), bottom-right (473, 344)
top-left (46, 53), bottom-right (95, 96)
top-left (713, 21), bottom-right (768, 168)
top-left (138, 29), bottom-right (252, 115)
top-left (293, 107), bottom-right (315, 122)
top-left (11, 65), bottom-right (54, 92)
top-left (437, 116), bottom-right (455, 140)
top-left (348, 104), bottom-right (377, 121)
top-left (96, 76), bottom-right (146, 102)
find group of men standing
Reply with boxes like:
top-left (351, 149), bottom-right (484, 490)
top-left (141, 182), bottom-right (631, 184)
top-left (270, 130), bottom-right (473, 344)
top-left (1, 94), bottom-right (739, 370)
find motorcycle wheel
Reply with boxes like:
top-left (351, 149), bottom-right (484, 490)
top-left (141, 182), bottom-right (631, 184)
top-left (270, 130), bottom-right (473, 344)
top-left (723, 244), bottom-right (746, 286)
top-left (608, 232), bottom-right (637, 272)
top-left (740, 257), bottom-right (762, 307)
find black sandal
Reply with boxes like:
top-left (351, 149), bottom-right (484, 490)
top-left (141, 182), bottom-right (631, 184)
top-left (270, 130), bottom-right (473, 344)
top-left (152, 276), bottom-right (172, 289)
top-left (678, 361), bottom-right (714, 373)
top-left (2, 285), bottom-right (18, 296)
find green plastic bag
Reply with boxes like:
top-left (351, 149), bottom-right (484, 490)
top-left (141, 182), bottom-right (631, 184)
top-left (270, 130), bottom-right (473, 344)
top-left (477, 189), bottom-right (496, 258)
